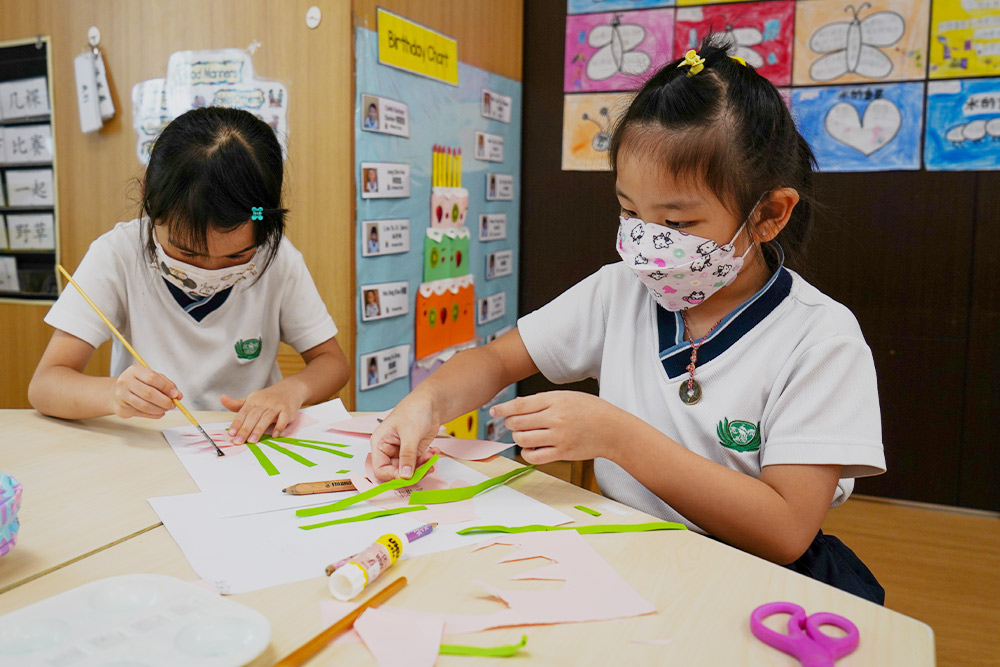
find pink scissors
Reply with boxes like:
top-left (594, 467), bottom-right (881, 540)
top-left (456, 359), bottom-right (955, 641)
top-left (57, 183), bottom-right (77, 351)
top-left (750, 601), bottom-right (859, 666)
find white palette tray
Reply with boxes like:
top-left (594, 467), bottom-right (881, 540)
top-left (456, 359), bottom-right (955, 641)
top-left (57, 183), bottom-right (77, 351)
top-left (0, 574), bottom-right (270, 666)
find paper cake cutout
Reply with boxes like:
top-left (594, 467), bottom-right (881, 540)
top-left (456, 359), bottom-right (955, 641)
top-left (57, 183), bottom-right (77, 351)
top-left (430, 186), bottom-right (469, 228)
top-left (415, 276), bottom-right (475, 360)
top-left (423, 227), bottom-right (470, 282)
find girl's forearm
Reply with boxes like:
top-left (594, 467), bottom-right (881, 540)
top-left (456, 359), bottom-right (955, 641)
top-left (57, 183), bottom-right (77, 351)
top-left (611, 417), bottom-right (834, 564)
top-left (28, 367), bottom-right (115, 420)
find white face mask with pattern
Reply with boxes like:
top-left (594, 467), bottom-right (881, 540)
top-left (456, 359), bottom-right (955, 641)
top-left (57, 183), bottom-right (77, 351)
top-left (616, 215), bottom-right (755, 311)
top-left (153, 237), bottom-right (258, 299)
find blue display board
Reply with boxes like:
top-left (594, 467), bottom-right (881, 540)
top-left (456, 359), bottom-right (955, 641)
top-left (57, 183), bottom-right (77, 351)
top-left (353, 26), bottom-right (522, 437)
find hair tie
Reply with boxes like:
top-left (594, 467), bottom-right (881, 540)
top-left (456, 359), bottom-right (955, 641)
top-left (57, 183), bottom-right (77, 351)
top-left (251, 207), bottom-right (263, 221)
top-left (682, 50), bottom-right (706, 78)
top-left (730, 55), bottom-right (747, 67)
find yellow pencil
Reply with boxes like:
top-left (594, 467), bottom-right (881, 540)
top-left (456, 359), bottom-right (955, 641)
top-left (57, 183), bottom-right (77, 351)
top-left (433, 145), bottom-right (440, 187)
top-left (455, 148), bottom-right (462, 187)
top-left (56, 264), bottom-right (225, 456)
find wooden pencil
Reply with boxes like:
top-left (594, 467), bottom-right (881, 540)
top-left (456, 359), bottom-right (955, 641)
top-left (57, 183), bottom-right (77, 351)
top-left (274, 576), bottom-right (407, 667)
top-left (282, 479), bottom-right (356, 495)
top-left (55, 264), bottom-right (224, 456)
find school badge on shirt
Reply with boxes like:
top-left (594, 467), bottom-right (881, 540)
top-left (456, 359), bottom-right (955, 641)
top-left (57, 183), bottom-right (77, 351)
top-left (717, 418), bottom-right (761, 452)
top-left (234, 337), bottom-right (262, 360)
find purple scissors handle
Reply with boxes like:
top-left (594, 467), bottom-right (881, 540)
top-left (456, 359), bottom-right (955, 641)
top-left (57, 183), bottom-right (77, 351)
top-left (750, 601), bottom-right (860, 667)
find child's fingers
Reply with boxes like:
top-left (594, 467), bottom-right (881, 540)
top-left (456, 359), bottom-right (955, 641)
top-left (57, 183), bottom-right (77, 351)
top-left (372, 440), bottom-right (401, 481)
top-left (502, 411), bottom-right (549, 433)
top-left (131, 378), bottom-right (176, 412)
top-left (231, 405), bottom-right (265, 444)
top-left (490, 394), bottom-right (549, 419)
top-left (512, 428), bottom-right (553, 450)
top-left (519, 445), bottom-right (560, 465)
top-left (246, 408), bottom-right (277, 444)
top-left (271, 410), bottom-right (292, 438)
top-left (120, 392), bottom-right (168, 419)
top-left (132, 367), bottom-right (180, 402)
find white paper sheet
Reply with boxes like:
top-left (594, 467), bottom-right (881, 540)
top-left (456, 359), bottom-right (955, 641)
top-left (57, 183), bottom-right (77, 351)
top-left (149, 459), bottom-right (571, 594)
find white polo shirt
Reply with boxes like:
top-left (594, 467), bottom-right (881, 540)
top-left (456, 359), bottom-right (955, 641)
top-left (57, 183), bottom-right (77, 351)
top-left (518, 261), bottom-right (886, 533)
top-left (45, 219), bottom-right (338, 410)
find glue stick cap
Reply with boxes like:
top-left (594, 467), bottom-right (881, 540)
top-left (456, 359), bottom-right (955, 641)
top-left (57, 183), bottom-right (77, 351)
top-left (329, 562), bottom-right (367, 601)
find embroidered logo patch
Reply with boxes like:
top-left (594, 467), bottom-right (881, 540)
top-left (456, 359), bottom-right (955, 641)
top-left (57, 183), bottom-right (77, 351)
top-left (234, 337), bottom-right (262, 360)
top-left (717, 418), bottom-right (761, 452)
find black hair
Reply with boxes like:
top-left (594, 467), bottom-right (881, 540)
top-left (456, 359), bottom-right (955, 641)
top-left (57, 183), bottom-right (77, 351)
top-left (609, 34), bottom-right (816, 271)
top-left (141, 107), bottom-right (287, 273)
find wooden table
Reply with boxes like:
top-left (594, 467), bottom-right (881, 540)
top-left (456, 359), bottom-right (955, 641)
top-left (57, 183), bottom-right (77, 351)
top-left (0, 410), bottom-right (935, 665)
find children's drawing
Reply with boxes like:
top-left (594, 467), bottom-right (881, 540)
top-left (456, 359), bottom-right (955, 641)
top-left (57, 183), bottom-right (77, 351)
top-left (809, 4), bottom-right (904, 81)
top-left (562, 92), bottom-right (632, 171)
top-left (825, 98), bottom-right (901, 155)
top-left (929, 0), bottom-right (1000, 79)
top-left (674, 2), bottom-right (794, 86)
top-left (925, 78), bottom-right (1000, 170)
top-left (794, 0), bottom-right (929, 85)
top-left (565, 9), bottom-right (674, 92)
top-left (791, 82), bottom-right (924, 172)
top-left (567, 0), bottom-right (674, 15)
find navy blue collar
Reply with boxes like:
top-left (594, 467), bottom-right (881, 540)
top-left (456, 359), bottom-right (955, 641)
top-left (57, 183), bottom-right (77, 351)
top-left (656, 264), bottom-right (793, 379)
top-left (163, 278), bottom-right (233, 323)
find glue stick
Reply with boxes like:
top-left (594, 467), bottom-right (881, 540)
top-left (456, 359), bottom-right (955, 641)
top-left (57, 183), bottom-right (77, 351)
top-left (326, 523), bottom-right (436, 601)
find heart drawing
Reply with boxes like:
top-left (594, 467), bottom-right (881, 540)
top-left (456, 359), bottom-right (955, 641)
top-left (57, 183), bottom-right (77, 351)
top-left (825, 99), bottom-right (902, 156)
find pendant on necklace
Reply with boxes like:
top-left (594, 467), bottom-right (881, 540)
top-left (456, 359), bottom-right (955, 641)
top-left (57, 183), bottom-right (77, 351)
top-left (679, 379), bottom-right (702, 405)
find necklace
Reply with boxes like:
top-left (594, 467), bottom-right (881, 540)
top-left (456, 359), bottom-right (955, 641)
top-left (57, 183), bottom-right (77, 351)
top-left (678, 311), bottom-right (725, 405)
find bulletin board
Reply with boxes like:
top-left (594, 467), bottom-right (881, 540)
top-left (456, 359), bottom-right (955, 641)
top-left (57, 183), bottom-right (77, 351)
top-left (562, 0), bottom-right (1000, 172)
top-left (354, 18), bottom-right (522, 441)
top-left (0, 37), bottom-right (60, 302)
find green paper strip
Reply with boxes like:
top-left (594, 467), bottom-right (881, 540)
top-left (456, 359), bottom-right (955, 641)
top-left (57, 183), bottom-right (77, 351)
top-left (337, 469), bottom-right (350, 474)
top-left (246, 442), bottom-right (279, 476)
top-left (439, 635), bottom-right (527, 657)
top-left (296, 454), bottom-right (441, 517)
top-left (456, 521), bottom-right (688, 535)
top-left (266, 437), bottom-right (353, 458)
top-left (574, 505), bottom-right (602, 517)
top-left (293, 438), bottom-right (350, 448)
top-left (299, 505), bottom-right (427, 530)
top-left (260, 439), bottom-right (317, 467)
top-left (409, 465), bottom-right (534, 506)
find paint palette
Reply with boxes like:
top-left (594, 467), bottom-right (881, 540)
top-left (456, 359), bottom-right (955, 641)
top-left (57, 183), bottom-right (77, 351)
top-left (0, 574), bottom-right (270, 666)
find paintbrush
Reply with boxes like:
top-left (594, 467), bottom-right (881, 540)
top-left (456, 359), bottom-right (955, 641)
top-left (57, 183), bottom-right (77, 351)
top-left (56, 265), bottom-right (224, 456)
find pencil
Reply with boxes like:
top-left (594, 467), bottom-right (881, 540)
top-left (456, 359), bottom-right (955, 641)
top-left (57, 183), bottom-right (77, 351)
top-left (455, 148), bottom-right (462, 187)
top-left (55, 264), bottom-right (225, 456)
top-left (282, 479), bottom-right (356, 495)
top-left (274, 576), bottom-right (407, 667)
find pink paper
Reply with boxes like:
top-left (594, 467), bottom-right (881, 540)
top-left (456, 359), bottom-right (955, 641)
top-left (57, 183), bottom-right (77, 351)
top-left (329, 411), bottom-right (390, 436)
top-left (355, 606), bottom-right (443, 667)
top-left (281, 411), bottom-right (319, 437)
top-left (374, 531), bottom-right (656, 635)
top-left (432, 437), bottom-right (509, 461)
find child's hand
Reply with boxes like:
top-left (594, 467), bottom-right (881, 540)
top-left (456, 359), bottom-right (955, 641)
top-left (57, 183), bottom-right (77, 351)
top-left (370, 395), bottom-right (441, 480)
top-left (221, 385), bottom-right (304, 445)
top-left (110, 365), bottom-right (180, 419)
top-left (490, 391), bottom-right (637, 464)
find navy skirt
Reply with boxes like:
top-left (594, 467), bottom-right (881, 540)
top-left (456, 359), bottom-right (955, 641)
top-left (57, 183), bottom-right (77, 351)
top-left (784, 530), bottom-right (885, 605)
top-left (709, 530), bottom-right (885, 605)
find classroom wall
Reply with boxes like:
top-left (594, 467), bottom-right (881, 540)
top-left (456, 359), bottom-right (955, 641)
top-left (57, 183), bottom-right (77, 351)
top-left (520, 3), bottom-right (999, 511)
top-left (0, 0), bottom-right (523, 412)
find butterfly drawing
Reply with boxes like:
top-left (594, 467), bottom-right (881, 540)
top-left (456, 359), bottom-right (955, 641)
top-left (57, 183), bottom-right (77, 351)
top-left (808, 3), bottom-right (905, 81)
top-left (724, 24), bottom-right (766, 69)
top-left (586, 14), bottom-right (651, 81)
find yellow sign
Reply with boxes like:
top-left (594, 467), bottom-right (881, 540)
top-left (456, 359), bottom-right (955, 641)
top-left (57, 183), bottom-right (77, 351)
top-left (377, 8), bottom-right (458, 86)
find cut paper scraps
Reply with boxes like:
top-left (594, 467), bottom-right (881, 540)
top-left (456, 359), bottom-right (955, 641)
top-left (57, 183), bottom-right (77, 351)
top-left (355, 607), bottom-right (444, 667)
top-left (925, 77), bottom-right (1000, 170)
top-left (408, 465), bottom-right (534, 505)
top-left (791, 82), bottom-right (924, 171)
top-left (565, 9), bottom-right (675, 92)
top-left (439, 635), bottom-right (528, 657)
top-left (674, 1), bottom-right (795, 86)
top-left (297, 455), bottom-right (441, 517)
top-left (457, 521), bottom-right (687, 535)
top-left (300, 506), bottom-right (428, 531)
top-left (930, 0), bottom-right (1000, 79)
top-left (328, 410), bottom-right (511, 461)
top-left (792, 0), bottom-right (930, 85)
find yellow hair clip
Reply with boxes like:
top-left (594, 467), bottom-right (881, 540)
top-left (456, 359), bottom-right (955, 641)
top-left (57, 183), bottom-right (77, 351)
top-left (682, 49), bottom-right (706, 78)
top-left (730, 55), bottom-right (747, 67)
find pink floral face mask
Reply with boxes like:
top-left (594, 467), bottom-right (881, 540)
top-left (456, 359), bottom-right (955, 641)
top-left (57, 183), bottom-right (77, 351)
top-left (616, 216), bottom-right (753, 311)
